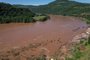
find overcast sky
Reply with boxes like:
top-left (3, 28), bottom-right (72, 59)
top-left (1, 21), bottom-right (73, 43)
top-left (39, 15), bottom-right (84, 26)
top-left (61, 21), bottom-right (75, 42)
top-left (0, 0), bottom-right (90, 5)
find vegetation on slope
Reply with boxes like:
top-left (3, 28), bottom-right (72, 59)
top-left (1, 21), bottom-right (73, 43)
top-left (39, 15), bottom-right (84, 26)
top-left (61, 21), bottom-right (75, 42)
top-left (0, 2), bottom-right (35, 23)
top-left (66, 36), bottom-right (90, 60)
top-left (0, 2), bottom-right (49, 24)
top-left (15, 0), bottom-right (90, 23)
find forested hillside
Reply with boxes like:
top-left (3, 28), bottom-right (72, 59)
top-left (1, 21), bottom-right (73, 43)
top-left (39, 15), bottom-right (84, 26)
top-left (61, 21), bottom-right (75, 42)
top-left (0, 2), bottom-right (36, 23)
top-left (15, 0), bottom-right (90, 23)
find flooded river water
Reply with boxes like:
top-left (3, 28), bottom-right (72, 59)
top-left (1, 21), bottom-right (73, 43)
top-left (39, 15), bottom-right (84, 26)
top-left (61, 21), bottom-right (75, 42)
top-left (0, 15), bottom-right (87, 52)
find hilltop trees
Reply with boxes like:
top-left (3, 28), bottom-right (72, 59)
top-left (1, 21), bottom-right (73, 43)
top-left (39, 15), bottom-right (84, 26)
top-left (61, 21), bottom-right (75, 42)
top-left (0, 2), bottom-right (35, 23)
top-left (0, 2), bottom-right (49, 24)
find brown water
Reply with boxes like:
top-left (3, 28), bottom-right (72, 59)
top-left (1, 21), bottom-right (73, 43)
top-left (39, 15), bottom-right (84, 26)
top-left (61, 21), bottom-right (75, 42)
top-left (0, 15), bottom-right (87, 51)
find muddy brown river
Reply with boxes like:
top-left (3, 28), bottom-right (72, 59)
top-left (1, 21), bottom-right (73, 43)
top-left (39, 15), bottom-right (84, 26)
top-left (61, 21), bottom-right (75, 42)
top-left (0, 15), bottom-right (87, 52)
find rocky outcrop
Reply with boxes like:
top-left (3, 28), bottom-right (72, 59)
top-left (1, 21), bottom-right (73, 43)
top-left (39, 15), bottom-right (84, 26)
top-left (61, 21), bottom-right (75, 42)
top-left (72, 28), bottom-right (90, 44)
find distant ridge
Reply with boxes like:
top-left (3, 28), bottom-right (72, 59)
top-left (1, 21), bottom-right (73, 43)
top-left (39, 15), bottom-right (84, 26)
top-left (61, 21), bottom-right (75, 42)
top-left (14, 0), bottom-right (90, 23)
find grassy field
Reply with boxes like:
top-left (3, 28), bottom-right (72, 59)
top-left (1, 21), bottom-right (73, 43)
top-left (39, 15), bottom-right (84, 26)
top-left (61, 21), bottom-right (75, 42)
top-left (79, 45), bottom-right (90, 60)
top-left (33, 16), bottom-right (48, 21)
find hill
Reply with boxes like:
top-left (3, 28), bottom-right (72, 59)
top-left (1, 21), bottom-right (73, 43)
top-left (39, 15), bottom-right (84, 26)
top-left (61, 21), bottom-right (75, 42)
top-left (0, 3), bottom-right (49, 24)
top-left (0, 2), bottom-right (36, 23)
top-left (15, 0), bottom-right (90, 23)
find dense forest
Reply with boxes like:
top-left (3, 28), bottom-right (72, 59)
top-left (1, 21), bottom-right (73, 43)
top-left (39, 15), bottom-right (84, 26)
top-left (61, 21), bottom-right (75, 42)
top-left (0, 2), bottom-right (48, 24)
top-left (15, 0), bottom-right (90, 23)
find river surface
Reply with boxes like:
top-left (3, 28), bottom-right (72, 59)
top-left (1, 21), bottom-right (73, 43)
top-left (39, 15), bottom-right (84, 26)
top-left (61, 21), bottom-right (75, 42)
top-left (0, 15), bottom-right (87, 51)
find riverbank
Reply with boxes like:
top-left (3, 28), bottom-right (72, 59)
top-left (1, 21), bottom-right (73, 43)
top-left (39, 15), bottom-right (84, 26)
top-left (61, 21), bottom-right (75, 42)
top-left (65, 27), bottom-right (90, 60)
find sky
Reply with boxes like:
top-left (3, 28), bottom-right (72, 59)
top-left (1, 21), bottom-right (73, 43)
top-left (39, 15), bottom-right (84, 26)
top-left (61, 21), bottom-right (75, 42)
top-left (0, 0), bottom-right (55, 5)
top-left (74, 0), bottom-right (90, 3)
top-left (0, 0), bottom-right (90, 5)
